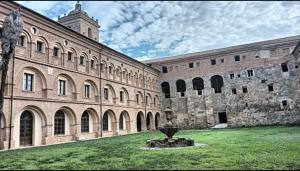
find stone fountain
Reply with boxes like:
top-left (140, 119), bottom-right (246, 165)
top-left (146, 108), bottom-right (194, 148)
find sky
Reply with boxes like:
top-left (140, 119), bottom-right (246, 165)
top-left (16, 1), bottom-right (300, 61)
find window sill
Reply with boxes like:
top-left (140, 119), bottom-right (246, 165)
top-left (58, 94), bottom-right (67, 97)
top-left (54, 134), bottom-right (66, 137)
top-left (35, 51), bottom-right (45, 54)
top-left (22, 90), bottom-right (34, 93)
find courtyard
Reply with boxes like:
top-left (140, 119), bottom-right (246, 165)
top-left (0, 126), bottom-right (299, 170)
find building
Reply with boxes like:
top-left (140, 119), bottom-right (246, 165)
top-left (145, 36), bottom-right (300, 129)
top-left (0, 1), bottom-right (162, 150)
top-left (0, 1), bottom-right (300, 150)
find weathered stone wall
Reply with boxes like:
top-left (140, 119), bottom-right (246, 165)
top-left (151, 38), bottom-right (300, 129)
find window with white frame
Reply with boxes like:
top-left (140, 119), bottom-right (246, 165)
top-left (58, 79), bottom-right (66, 95)
top-left (23, 73), bottom-right (34, 91)
top-left (84, 84), bottom-right (90, 98)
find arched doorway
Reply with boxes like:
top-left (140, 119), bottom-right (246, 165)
top-left (155, 113), bottom-right (160, 130)
top-left (136, 111), bottom-right (144, 132)
top-left (146, 112), bottom-right (153, 130)
top-left (119, 111), bottom-right (131, 133)
top-left (211, 75), bottom-right (224, 93)
top-left (81, 111), bottom-right (89, 133)
top-left (20, 110), bottom-right (33, 146)
top-left (102, 110), bottom-right (117, 133)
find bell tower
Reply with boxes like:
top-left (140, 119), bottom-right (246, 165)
top-left (58, 1), bottom-right (100, 42)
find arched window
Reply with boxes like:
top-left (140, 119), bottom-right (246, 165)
top-left (88, 28), bottom-right (92, 38)
top-left (192, 77), bottom-right (204, 95)
top-left (20, 110), bottom-right (33, 146)
top-left (161, 82), bottom-right (170, 98)
top-left (176, 79), bottom-right (186, 97)
top-left (103, 112), bottom-right (109, 131)
top-left (119, 113), bottom-right (124, 130)
top-left (54, 110), bottom-right (65, 135)
top-left (81, 112), bottom-right (89, 133)
top-left (211, 75), bottom-right (224, 93)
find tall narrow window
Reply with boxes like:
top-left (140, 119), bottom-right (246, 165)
top-left (91, 60), bottom-right (95, 69)
top-left (119, 113), bottom-right (124, 130)
top-left (230, 74), bottom-right (234, 79)
top-left (100, 63), bottom-right (104, 72)
top-left (84, 84), bottom-right (90, 98)
top-left (104, 88), bottom-right (109, 100)
top-left (281, 63), bottom-right (288, 72)
top-left (36, 41), bottom-right (43, 53)
top-left (81, 112), bottom-right (89, 133)
top-left (189, 62), bottom-right (194, 68)
top-left (192, 77), bottom-right (204, 95)
top-left (23, 73), bottom-right (34, 91)
top-left (120, 91), bottom-right (124, 102)
top-left (80, 56), bottom-right (85, 65)
top-left (232, 88), bottom-right (237, 94)
top-left (146, 96), bottom-right (148, 105)
top-left (235, 55), bottom-right (240, 62)
top-left (109, 66), bottom-right (112, 74)
top-left (242, 86), bottom-right (248, 94)
top-left (154, 98), bottom-right (156, 106)
top-left (58, 80), bottom-right (66, 95)
top-left (54, 110), bottom-right (65, 135)
top-left (88, 28), bottom-right (92, 38)
top-left (161, 82), bottom-right (170, 98)
top-left (136, 94), bottom-right (139, 104)
top-left (53, 47), bottom-right (59, 57)
top-left (103, 112), bottom-right (109, 131)
top-left (162, 66), bottom-right (168, 73)
top-left (68, 52), bottom-right (73, 61)
top-left (176, 79), bottom-right (186, 97)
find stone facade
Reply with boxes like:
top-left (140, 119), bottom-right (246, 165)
top-left (145, 36), bottom-right (300, 129)
top-left (0, 1), bottom-right (300, 150)
top-left (0, 1), bottom-right (162, 150)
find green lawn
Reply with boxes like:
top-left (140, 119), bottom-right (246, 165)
top-left (0, 126), bottom-right (299, 170)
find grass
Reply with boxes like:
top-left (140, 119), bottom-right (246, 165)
top-left (0, 126), bottom-right (299, 170)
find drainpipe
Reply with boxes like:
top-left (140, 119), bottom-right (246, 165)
top-left (8, 53), bottom-right (15, 149)
top-left (143, 67), bottom-right (146, 131)
top-left (98, 47), bottom-right (102, 138)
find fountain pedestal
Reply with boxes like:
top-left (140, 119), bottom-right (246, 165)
top-left (146, 108), bottom-right (194, 148)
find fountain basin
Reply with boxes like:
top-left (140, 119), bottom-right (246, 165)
top-left (146, 138), bottom-right (194, 148)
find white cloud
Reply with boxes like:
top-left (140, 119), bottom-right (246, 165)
top-left (16, 1), bottom-right (300, 60)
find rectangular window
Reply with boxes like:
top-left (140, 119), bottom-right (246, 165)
top-left (247, 70), bottom-right (253, 77)
top-left (268, 84), bottom-right (274, 92)
top-left (146, 96), bottom-right (148, 105)
top-left (84, 84), bottom-right (90, 98)
top-left (104, 88), bottom-right (109, 100)
top-left (58, 80), bottom-right (66, 95)
top-left (154, 98), bottom-right (156, 106)
top-left (242, 86), bottom-right (248, 94)
top-left (282, 100), bottom-right (288, 107)
top-left (189, 62), bottom-right (194, 68)
top-left (120, 91), bottom-right (124, 102)
top-left (230, 74), bottom-right (234, 79)
top-left (232, 88), bottom-right (237, 94)
top-left (220, 59), bottom-right (224, 63)
top-left (235, 55), bottom-right (240, 62)
top-left (281, 63), bottom-right (288, 72)
top-left (109, 66), bottom-right (112, 74)
top-left (170, 66), bottom-right (173, 71)
top-left (91, 60), bottom-right (95, 69)
top-left (17, 36), bottom-right (25, 47)
top-left (136, 94), bottom-right (139, 104)
top-left (80, 56), bottom-right (85, 65)
top-left (36, 41), bottom-right (43, 53)
top-left (162, 66), bottom-right (168, 73)
top-left (211, 59), bottom-right (216, 65)
top-left (23, 73), bottom-right (33, 91)
top-left (196, 62), bottom-right (200, 67)
top-left (53, 47), bottom-right (59, 57)
top-left (68, 52), bottom-right (73, 61)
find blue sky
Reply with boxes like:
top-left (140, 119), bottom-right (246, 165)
top-left (16, 1), bottom-right (300, 61)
